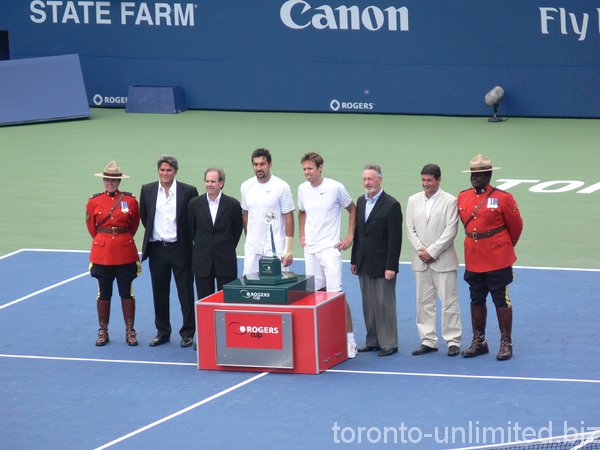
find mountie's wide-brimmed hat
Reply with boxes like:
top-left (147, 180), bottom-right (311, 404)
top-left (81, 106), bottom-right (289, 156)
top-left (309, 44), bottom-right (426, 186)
top-left (462, 154), bottom-right (502, 173)
top-left (94, 161), bottom-right (130, 179)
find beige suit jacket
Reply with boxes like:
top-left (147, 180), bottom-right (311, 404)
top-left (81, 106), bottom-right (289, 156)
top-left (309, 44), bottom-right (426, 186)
top-left (406, 189), bottom-right (459, 272)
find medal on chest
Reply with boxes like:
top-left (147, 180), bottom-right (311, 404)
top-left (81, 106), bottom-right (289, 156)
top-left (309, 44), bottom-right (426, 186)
top-left (487, 198), bottom-right (499, 209)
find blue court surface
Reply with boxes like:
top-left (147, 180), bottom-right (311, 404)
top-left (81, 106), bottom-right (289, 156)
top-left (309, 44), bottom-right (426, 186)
top-left (1, 249), bottom-right (599, 449)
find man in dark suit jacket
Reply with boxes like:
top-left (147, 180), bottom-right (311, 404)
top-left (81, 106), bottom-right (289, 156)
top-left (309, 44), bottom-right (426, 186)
top-left (350, 164), bottom-right (403, 357)
top-left (139, 155), bottom-right (199, 348)
top-left (187, 168), bottom-right (243, 299)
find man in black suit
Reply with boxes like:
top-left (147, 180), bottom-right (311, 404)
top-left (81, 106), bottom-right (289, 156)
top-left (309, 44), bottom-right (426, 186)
top-left (350, 164), bottom-right (403, 357)
top-left (140, 155), bottom-right (199, 348)
top-left (187, 168), bottom-right (243, 299)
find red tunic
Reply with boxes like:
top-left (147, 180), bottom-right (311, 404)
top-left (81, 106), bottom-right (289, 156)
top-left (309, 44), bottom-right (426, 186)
top-left (85, 191), bottom-right (140, 265)
top-left (457, 185), bottom-right (523, 273)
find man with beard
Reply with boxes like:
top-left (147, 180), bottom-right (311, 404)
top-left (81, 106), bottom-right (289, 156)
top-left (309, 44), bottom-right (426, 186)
top-left (240, 148), bottom-right (295, 276)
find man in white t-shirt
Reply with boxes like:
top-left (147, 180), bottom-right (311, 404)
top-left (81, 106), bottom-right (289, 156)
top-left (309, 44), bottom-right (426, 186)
top-left (298, 152), bottom-right (357, 358)
top-left (241, 148), bottom-right (295, 276)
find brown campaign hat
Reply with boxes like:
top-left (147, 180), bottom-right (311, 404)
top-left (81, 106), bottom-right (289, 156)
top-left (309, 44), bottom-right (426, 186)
top-left (462, 154), bottom-right (502, 173)
top-left (94, 161), bottom-right (130, 179)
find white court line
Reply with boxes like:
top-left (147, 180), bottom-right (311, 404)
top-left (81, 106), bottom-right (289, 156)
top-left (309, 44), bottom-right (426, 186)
top-left (0, 249), bottom-right (24, 260)
top-left (2, 248), bottom-right (599, 272)
top-left (2, 353), bottom-right (599, 385)
top-left (0, 271), bottom-right (89, 310)
top-left (0, 354), bottom-right (196, 367)
top-left (94, 371), bottom-right (269, 450)
top-left (327, 369), bottom-right (600, 384)
top-left (19, 248), bottom-right (89, 253)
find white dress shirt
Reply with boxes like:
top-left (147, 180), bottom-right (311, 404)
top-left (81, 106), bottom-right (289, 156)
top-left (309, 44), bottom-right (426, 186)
top-left (151, 179), bottom-right (178, 242)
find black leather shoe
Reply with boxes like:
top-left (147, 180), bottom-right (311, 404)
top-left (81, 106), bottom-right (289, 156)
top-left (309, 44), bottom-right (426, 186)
top-left (181, 337), bottom-right (194, 348)
top-left (149, 335), bottom-right (170, 347)
top-left (357, 345), bottom-right (380, 352)
top-left (378, 347), bottom-right (398, 357)
top-left (448, 345), bottom-right (460, 357)
top-left (411, 344), bottom-right (438, 356)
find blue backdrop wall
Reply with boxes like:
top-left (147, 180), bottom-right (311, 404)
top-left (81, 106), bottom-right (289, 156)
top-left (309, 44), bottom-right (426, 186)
top-left (2, 1), bottom-right (599, 117)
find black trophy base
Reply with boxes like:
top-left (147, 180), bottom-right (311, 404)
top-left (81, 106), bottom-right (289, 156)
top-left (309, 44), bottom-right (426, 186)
top-left (223, 275), bottom-right (315, 305)
top-left (249, 254), bottom-right (298, 284)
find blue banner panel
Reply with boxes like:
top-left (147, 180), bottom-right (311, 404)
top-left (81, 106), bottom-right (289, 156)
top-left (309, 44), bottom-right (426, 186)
top-left (1, 1), bottom-right (598, 117)
top-left (0, 54), bottom-right (90, 126)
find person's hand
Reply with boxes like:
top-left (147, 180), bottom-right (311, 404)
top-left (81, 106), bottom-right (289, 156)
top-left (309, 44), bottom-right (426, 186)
top-left (384, 270), bottom-right (396, 280)
top-left (336, 237), bottom-right (353, 251)
top-left (282, 236), bottom-right (293, 266)
top-left (418, 248), bottom-right (434, 263)
top-left (351, 264), bottom-right (357, 275)
top-left (281, 254), bottom-right (293, 267)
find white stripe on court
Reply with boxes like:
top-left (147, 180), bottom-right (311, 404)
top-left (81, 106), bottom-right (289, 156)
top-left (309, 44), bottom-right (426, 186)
top-left (0, 271), bottom-right (89, 310)
top-left (0, 354), bottom-right (197, 366)
top-left (327, 368), bottom-right (600, 384)
top-left (20, 248), bottom-right (90, 254)
top-left (94, 371), bottom-right (269, 450)
top-left (0, 249), bottom-right (24, 260)
top-left (2, 353), bottom-right (598, 385)
top-left (2, 248), bottom-right (600, 272)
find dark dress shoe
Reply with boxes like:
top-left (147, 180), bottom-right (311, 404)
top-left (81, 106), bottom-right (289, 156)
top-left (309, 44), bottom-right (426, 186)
top-left (149, 335), bottom-right (170, 347)
top-left (411, 344), bottom-right (438, 356)
top-left (357, 345), bottom-right (380, 352)
top-left (181, 337), bottom-right (194, 348)
top-left (448, 345), bottom-right (460, 357)
top-left (378, 347), bottom-right (398, 357)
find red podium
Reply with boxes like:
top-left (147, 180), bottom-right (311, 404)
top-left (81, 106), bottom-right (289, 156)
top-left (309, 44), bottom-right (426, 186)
top-left (196, 291), bottom-right (348, 374)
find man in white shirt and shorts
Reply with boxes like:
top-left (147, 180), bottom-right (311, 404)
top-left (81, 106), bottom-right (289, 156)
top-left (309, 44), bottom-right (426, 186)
top-left (298, 152), bottom-right (357, 358)
top-left (241, 148), bottom-right (295, 276)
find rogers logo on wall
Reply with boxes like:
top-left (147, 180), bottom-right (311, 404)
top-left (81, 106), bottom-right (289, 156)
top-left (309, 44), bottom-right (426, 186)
top-left (225, 312), bottom-right (284, 350)
top-left (330, 99), bottom-right (375, 112)
top-left (93, 94), bottom-right (128, 106)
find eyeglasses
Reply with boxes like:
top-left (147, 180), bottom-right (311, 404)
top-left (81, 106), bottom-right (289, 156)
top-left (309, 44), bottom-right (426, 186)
top-left (103, 178), bottom-right (121, 183)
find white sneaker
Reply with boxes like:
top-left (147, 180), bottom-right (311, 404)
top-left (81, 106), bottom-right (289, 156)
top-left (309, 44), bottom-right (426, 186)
top-left (347, 340), bottom-right (357, 359)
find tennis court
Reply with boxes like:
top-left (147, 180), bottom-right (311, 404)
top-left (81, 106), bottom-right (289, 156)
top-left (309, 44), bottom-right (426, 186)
top-left (1, 110), bottom-right (599, 449)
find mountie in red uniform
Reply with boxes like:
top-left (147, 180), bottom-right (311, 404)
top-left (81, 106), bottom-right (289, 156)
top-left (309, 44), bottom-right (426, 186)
top-left (458, 184), bottom-right (523, 273)
top-left (86, 191), bottom-right (140, 265)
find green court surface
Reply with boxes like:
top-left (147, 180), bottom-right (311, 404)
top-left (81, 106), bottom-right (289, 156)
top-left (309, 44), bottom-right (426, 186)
top-left (1, 108), bottom-right (599, 269)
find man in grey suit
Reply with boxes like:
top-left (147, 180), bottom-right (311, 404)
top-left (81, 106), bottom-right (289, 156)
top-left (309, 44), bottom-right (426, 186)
top-left (406, 164), bottom-right (462, 357)
top-left (140, 155), bottom-right (199, 348)
top-left (351, 164), bottom-right (403, 357)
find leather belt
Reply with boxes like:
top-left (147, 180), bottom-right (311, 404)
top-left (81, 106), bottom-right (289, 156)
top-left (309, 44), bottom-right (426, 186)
top-left (97, 226), bottom-right (128, 234)
top-left (150, 240), bottom-right (178, 246)
top-left (466, 225), bottom-right (507, 240)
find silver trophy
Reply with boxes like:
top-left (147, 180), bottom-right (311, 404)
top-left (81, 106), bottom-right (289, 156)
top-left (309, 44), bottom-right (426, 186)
top-left (243, 210), bottom-right (297, 285)
top-left (263, 211), bottom-right (277, 257)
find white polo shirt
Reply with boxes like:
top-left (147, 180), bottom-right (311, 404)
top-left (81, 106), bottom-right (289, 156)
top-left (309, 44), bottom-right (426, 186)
top-left (241, 174), bottom-right (295, 255)
top-left (298, 177), bottom-right (352, 253)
